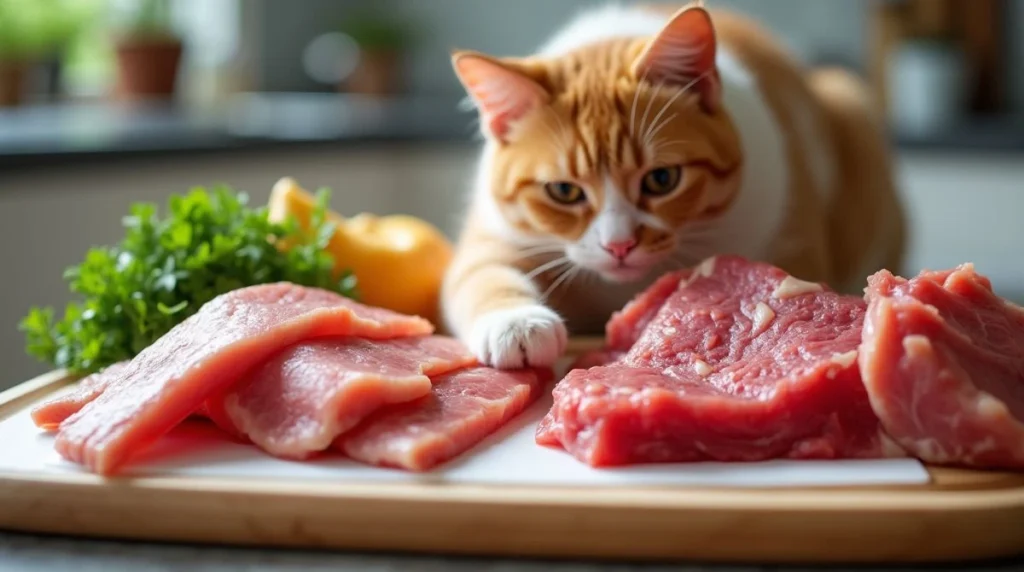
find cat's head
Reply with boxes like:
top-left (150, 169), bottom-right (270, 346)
top-left (452, 4), bottom-right (743, 283)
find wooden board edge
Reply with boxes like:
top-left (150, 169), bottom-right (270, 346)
top-left (0, 467), bottom-right (1021, 511)
top-left (0, 472), bottom-right (1022, 564)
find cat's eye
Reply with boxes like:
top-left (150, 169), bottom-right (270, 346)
top-left (544, 181), bottom-right (586, 205)
top-left (641, 166), bottom-right (683, 197)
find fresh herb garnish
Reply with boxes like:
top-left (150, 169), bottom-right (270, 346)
top-left (20, 185), bottom-right (357, 375)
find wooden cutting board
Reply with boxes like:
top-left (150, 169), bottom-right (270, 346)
top-left (1, 338), bottom-right (1022, 565)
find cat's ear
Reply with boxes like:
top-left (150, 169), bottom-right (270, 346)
top-left (452, 51), bottom-right (550, 143)
top-left (632, 5), bottom-right (721, 112)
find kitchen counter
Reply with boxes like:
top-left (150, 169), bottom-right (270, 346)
top-left (2, 532), bottom-right (1022, 572)
top-left (0, 94), bottom-right (475, 171)
top-left (3, 95), bottom-right (1024, 174)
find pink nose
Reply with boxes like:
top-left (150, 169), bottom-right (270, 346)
top-left (602, 238), bottom-right (638, 260)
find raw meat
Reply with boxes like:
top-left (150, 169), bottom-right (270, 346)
top-left (39, 283), bottom-right (432, 475)
top-left (31, 361), bottom-right (128, 431)
top-left (860, 264), bottom-right (1024, 469)
top-left (605, 270), bottom-right (688, 351)
top-left (567, 349), bottom-right (624, 371)
top-left (339, 366), bottom-right (551, 471)
top-left (33, 361), bottom-right (248, 441)
top-left (218, 336), bottom-right (476, 459)
top-left (538, 255), bottom-right (898, 466)
top-left (195, 395), bottom-right (246, 441)
top-left (566, 269), bottom-right (687, 373)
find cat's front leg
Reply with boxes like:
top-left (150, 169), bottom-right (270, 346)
top-left (441, 232), bottom-right (568, 369)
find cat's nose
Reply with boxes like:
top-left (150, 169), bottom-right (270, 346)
top-left (602, 238), bottom-right (638, 260)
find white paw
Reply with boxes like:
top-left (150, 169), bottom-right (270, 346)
top-left (469, 305), bottom-right (568, 369)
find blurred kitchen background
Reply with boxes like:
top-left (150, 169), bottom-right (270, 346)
top-left (1, 0), bottom-right (1023, 387)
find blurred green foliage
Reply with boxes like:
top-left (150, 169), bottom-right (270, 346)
top-left (0, 0), bottom-right (103, 59)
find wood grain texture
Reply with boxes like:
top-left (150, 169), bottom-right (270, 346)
top-left (1, 340), bottom-right (1022, 564)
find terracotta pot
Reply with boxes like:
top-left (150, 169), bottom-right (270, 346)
top-left (113, 35), bottom-right (183, 101)
top-left (0, 59), bottom-right (28, 107)
top-left (342, 50), bottom-right (402, 96)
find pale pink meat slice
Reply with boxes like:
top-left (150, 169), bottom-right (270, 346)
top-left (219, 336), bottom-right (477, 459)
top-left (338, 366), bottom-right (551, 471)
top-left (860, 265), bottom-right (1024, 469)
top-left (31, 361), bottom-right (128, 431)
top-left (32, 360), bottom-right (246, 440)
top-left (44, 283), bottom-right (432, 475)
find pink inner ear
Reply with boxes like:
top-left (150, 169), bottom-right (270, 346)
top-left (636, 7), bottom-right (718, 90)
top-left (454, 55), bottom-right (548, 142)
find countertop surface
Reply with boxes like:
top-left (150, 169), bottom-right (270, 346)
top-left (2, 532), bottom-right (1023, 572)
top-left (0, 94), bottom-right (476, 171)
top-left (2, 95), bottom-right (1024, 173)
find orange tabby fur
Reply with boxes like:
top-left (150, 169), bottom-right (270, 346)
top-left (442, 3), bottom-right (905, 368)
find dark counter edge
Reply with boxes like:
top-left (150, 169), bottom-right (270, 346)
top-left (0, 133), bottom-right (482, 172)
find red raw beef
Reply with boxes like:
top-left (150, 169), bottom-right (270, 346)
top-left (339, 366), bottom-right (550, 471)
top-left (605, 270), bottom-right (689, 351)
top-left (860, 264), bottom-right (1024, 469)
top-left (34, 283), bottom-right (432, 475)
top-left (565, 269), bottom-right (688, 373)
top-left (537, 255), bottom-right (899, 466)
top-left (567, 349), bottom-right (624, 371)
top-left (216, 335), bottom-right (476, 459)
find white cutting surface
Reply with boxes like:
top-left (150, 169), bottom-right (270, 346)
top-left (0, 378), bottom-right (930, 488)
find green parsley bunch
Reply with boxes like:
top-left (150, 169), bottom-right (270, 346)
top-left (21, 185), bottom-right (357, 375)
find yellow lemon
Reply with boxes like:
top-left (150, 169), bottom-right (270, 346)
top-left (268, 177), bottom-right (453, 325)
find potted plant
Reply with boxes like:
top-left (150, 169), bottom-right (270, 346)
top-left (112, 0), bottom-right (183, 101)
top-left (34, 0), bottom-right (102, 101)
top-left (0, 0), bottom-right (46, 106)
top-left (0, 27), bottom-right (29, 106)
top-left (337, 13), bottom-right (413, 96)
top-left (0, 0), bottom-right (102, 106)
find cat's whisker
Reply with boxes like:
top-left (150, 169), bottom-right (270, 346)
top-left (630, 66), bottom-right (653, 138)
top-left (524, 257), bottom-right (571, 282)
top-left (652, 137), bottom-right (691, 152)
top-left (542, 265), bottom-right (582, 301)
top-left (549, 107), bottom-right (572, 146)
top-left (509, 251), bottom-right (566, 266)
top-left (513, 251), bottom-right (566, 263)
top-left (645, 112), bottom-right (678, 149)
top-left (650, 137), bottom-right (691, 164)
top-left (513, 244), bottom-right (567, 259)
top-left (540, 108), bottom-right (571, 154)
top-left (642, 71), bottom-right (711, 148)
top-left (638, 81), bottom-right (665, 146)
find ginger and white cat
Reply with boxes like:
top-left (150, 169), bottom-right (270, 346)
top-left (442, 2), bottom-right (905, 368)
